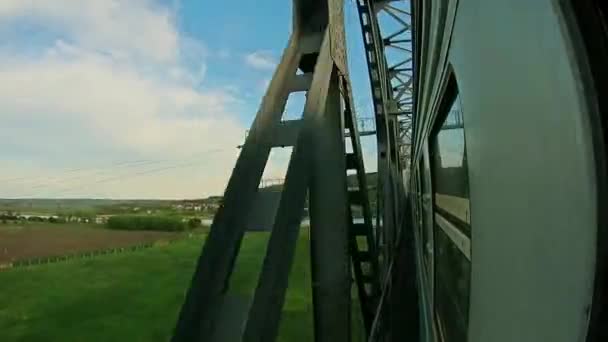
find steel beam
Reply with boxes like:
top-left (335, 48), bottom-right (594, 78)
top-left (172, 1), bottom-right (358, 341)
top-left (309, 67), bottom-right (351, 342)
top-left (171, 34), bottom-right (302, 342)
top-left (242, 28), bottom-right (345, 342)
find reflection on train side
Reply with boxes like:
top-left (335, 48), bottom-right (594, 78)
top-left (431, 92), bottom-right (471, 342)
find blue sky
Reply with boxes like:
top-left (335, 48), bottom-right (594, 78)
top-left (0, 0), bottom-right (377, 199)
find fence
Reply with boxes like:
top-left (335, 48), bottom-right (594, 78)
top-left (0, 234), bottom-right (204, 270)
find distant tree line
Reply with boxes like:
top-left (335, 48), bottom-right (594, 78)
top-left (106, 215), bottom-right (193, 232)
top-left (0, 214), bottom-right (67, 224)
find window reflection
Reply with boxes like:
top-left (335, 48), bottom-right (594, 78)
top-left (431, 92), bottom-right (471, 342)
top-left (432, 94), bottom-right (470, 233)
top-left (419, 157), bottom-right (431, 268)
top-left (433, 95), bottom-right (468, 199)
top-left (434, 228), bottom-right (470, 342)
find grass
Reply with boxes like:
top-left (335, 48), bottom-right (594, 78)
top-left (0, 230), bottom-right (365, 341)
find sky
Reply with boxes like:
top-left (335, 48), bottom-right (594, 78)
top-left (0, 0), bottom-right (379, 199)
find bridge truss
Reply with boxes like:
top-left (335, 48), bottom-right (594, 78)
top-left (355, 1), bottom-right (415, 340)
top-left (356, 0), bottom-right (413, 170)
top-left (172, 0), bottom-right (414, 341)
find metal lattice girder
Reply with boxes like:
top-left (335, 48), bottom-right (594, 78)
top-left (357, 0), bottom-right (414, 169)
top-left (381, 0), bottom-right (414, 169)
top-left (354, 2), bottom-right (414, 340)
top-left (340, 75), bottom-right (381, 336)
top-left (355, 0), bottom-right (413, 259)
top-left (172, 1), bottom-right (356, 341)
top-left (355, 0), bottom-right (397, 164)
top-left (355, 0), bottom-right (399, 287)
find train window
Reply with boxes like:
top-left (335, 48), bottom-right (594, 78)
top-left (432, 94), bottom-right (470, 234)
top-left (431, 90), bottom-right (472, 342)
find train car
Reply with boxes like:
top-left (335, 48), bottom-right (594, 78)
top-left (409, 1), bottom-right (607, 341)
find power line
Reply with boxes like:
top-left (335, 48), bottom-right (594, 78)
top-left (43, 159), bottom-right (214, 198)
top-left (0, 159), bottom-right (157, 184)
top-left (6, 147), bottom-right (231, 198)
top-left (1, 147), bottom-right (229, 190)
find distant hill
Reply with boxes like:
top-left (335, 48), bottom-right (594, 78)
top-left (0, 198), bottom-right (134, 213)
top-left (0, 173), bottom-right (379, 215)
top-left (0, 197), bottom-right (222, 215)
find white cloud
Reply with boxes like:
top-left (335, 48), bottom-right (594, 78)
top-left (0, 1), bottom-right (246, 199)
top-left (0, 0), bottom-right (180, 63)
top-left (244, 50), bottom-right (277, 70)
top-left (0, 48), bottom-right (242, 154)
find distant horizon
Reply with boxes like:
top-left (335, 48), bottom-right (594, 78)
top-left (0, 171), bottom-right (378, 201)
top-left (0, 196), bottom-right (222, 202)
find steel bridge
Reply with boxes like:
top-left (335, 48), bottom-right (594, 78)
top-left (172, 0), bottom-right (417, 341)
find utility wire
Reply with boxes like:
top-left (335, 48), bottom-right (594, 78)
top-left (2, 147), bottom-right (229, 190)
top-left (8, 147), bottom-right (231, 198)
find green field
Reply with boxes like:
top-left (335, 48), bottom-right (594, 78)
top-left (0, 230), bottom-right (364, 341)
